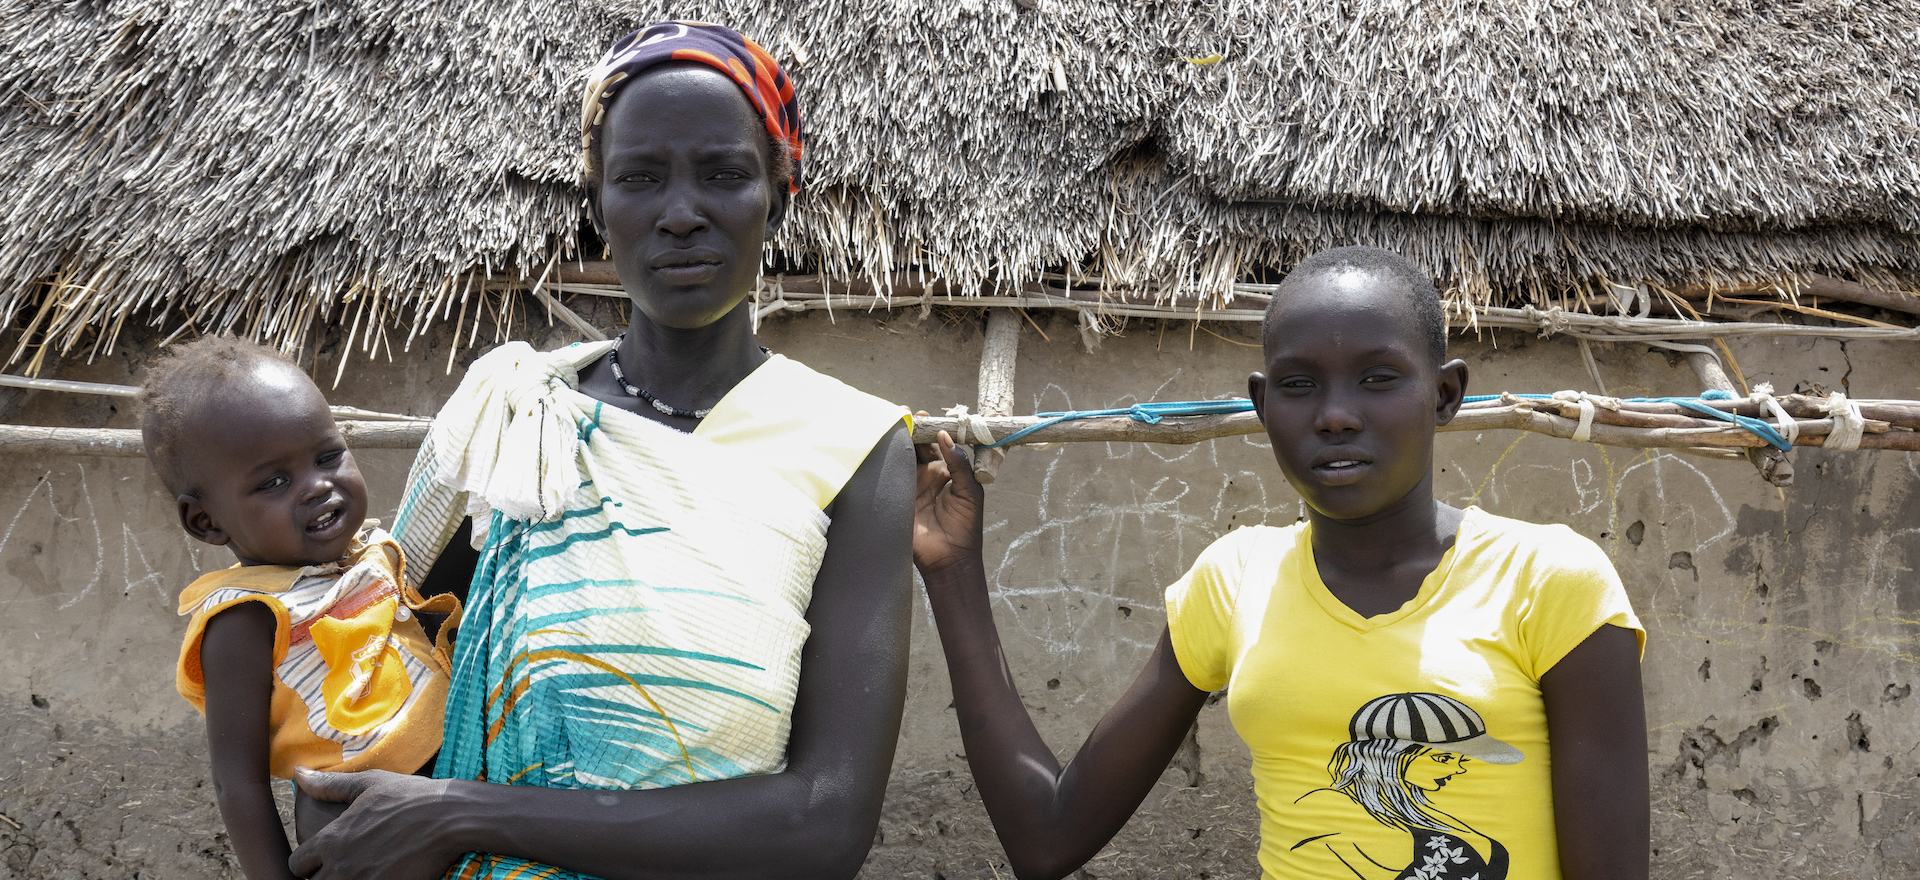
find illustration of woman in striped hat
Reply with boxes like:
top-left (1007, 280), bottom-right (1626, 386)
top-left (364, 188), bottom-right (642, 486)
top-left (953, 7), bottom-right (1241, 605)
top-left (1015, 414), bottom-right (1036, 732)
top-left (1291, 693), bottom-right (1522, 880)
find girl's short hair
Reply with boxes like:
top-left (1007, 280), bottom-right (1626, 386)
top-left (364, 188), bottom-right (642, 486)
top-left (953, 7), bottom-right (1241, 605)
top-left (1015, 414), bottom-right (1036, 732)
top-left (1268, 246), bottom-right (1447, 363)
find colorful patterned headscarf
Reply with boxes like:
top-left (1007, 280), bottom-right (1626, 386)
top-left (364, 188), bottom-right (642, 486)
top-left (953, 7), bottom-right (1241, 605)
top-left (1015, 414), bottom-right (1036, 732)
top-left (581, 21), bottom-right (804, 195)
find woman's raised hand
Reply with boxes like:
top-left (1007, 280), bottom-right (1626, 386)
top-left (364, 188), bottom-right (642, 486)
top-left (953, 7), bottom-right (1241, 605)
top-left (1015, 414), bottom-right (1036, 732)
top-left (912, 429), bottom-right (984, 577)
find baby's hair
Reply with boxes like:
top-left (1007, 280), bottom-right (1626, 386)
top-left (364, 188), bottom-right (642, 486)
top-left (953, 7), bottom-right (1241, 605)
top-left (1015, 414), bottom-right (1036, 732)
top-left (138, 336), bottom-right (296, 497)
top-left (1267, 246), bottom-right (1448, 363)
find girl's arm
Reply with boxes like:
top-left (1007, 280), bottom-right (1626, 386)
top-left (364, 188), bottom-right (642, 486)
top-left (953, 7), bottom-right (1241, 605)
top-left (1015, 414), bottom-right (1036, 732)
top-left (1540, 623), bottom-right (1649, 880)
top-left (914, 432), bottom-right (1211, 880)
top-left (200, 602), bottom-right (299, 880)
top-left (287, 422), bottom-right (916, 880)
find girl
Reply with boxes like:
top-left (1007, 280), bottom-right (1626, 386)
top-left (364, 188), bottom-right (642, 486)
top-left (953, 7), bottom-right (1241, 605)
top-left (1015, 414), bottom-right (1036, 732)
top-left (911, 246), bottom-right (1648, 880)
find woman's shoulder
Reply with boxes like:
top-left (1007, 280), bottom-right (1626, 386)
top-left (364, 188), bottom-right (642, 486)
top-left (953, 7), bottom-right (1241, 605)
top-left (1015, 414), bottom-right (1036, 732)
top-left (702, 354), bottom-right (907, 450)
top-left (697, 354), bottom-right (909, 509)
top-left (734, 354), bottom-right (904, 421)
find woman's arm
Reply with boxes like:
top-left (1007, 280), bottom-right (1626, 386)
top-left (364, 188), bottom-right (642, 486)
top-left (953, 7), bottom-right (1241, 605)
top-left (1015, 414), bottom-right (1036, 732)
top-left (915, 432), bottom-right (1211, 880)
top-left (289, 422), bottom-right (916, 880)
top-left (1540, 623), bottom-right (1649, 880)
top-left (201, 602), bottom-right (299, 880)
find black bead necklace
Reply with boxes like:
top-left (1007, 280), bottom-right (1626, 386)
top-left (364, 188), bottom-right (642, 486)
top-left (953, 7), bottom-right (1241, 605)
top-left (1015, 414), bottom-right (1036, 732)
top-left (605, 334), bottom-right (768, 419)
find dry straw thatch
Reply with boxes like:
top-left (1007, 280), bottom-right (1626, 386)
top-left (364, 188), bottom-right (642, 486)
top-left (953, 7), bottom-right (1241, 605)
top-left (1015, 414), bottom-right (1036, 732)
top-left (2, 0), bottom-right (1916, 362)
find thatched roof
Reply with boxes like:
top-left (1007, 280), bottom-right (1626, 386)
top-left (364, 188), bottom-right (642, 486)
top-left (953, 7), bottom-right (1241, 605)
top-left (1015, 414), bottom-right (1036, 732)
top-left (3, 0), bottom-right (1916, 357)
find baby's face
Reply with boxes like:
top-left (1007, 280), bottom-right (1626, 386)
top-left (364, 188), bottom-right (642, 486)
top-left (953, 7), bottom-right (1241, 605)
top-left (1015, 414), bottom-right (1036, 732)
top-left (179, 364), bottom-right (367, 566)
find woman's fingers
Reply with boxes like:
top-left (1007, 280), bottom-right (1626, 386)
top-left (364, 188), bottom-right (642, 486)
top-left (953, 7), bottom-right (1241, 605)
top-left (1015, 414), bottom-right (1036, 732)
top-left (293, 766), bottom-right (374, 805)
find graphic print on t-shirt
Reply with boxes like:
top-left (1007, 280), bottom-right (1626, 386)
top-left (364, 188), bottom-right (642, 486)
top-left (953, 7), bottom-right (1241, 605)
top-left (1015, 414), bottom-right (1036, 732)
top-left (1289, 693), bottom-right (1521, 880)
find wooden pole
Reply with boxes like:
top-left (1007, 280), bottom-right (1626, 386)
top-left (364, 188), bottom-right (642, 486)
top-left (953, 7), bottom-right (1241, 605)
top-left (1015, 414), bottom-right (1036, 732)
top-left (6, 397), bottom-right (1917, 458)
top-left (1684, 350), bottom-right (1794, 486)
top-left (971, 308), bottom-right (1022, 483)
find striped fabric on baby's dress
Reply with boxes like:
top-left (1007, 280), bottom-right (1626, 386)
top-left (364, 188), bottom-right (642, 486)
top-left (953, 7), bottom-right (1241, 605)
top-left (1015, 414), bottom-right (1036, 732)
top-left (392, 340), bottom-right (905, 879)
top-left (175, 526), bottom-right (453, 779)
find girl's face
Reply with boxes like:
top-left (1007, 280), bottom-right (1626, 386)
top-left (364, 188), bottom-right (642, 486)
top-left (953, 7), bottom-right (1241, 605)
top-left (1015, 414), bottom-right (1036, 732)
top-left (1407, 748), bottom-right (1470, 792)
top-left (593, 65), bottom-right (787, 330)
top-left (1247, 269), bottom-right (1466, 524)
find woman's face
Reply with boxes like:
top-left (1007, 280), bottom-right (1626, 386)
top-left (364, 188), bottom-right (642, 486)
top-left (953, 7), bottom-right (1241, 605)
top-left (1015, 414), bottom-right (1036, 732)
top-left (594, 65), bottom-right (786, 330)
top-left (1407, 748), bottom-right (1470, 792)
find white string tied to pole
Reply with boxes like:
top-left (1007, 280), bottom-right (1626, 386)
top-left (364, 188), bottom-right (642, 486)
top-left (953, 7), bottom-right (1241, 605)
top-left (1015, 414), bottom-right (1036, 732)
top-left (1551, 390), bottom-right (1618, 443)
top-left (1749, 383), bottom-right (1799, 447)
top-left (1823, 391), bottom-right (1866, 451)
top-left (943, 404), bottom-right (996, 446)
top-left (1522, 304), bottom-right (1573, 336)
top-left (1571, 397), bottom-right (1597, 442)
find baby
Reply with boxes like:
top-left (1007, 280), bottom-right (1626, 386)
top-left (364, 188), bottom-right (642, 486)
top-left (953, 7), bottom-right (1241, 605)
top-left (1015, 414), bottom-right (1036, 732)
top-left (139, 336), bottom-right (455, 880)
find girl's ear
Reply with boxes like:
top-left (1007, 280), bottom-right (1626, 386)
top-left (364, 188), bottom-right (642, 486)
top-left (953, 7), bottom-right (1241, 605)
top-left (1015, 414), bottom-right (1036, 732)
top-left (763, 187), bottom-right (790, 241)
top-left (178, 496), bottom-right (230, 547)
top-left (1434, 359), bottom-right (1469, 426)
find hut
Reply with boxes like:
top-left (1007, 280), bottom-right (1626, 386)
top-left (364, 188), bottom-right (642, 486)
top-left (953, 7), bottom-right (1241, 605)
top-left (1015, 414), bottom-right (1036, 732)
top-left (2, 0), bottom-right (1916, 360)
top-left (0, 1), bottom-right (1917, 878)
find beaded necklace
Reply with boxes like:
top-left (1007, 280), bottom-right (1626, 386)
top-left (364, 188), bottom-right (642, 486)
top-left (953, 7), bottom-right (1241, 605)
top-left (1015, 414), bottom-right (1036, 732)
top-left (605, 334), bottom-right (767, 419)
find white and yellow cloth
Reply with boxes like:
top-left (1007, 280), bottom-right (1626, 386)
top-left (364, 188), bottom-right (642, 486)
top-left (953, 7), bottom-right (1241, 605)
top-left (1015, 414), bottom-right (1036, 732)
top-left (175, 525), bottom-right (455, 779)
top-left (391, 340), bottom-right (905, 879)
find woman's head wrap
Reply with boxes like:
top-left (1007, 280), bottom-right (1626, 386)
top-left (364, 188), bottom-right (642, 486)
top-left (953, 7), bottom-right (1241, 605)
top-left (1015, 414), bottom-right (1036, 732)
top-left (581, 22), bottom-right (804, 195)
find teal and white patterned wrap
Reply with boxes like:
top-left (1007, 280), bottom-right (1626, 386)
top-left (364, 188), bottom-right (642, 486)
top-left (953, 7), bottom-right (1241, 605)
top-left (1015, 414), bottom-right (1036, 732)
top-left (393, 341), bottom-right (831, 880)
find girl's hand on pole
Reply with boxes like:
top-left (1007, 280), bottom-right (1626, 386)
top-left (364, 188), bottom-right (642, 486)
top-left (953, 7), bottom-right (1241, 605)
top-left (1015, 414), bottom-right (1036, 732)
top-left (912, 429), bottom-right (983, 577)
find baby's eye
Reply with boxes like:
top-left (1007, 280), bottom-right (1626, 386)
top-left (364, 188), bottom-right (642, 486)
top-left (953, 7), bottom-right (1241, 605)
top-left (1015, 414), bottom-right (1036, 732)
top-left (319, 449), bottom-right (344, 467)
top-left (256, 475), bottom-right (288, 493)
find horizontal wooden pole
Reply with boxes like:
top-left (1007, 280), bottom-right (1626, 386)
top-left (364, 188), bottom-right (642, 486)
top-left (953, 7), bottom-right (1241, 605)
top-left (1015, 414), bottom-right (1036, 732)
top-left (0, 420), bottom-right (430, 457)
top-left (6, 399), bottom-right (1916, 458)
top-left (908, 407), bottom-right (1918, 451)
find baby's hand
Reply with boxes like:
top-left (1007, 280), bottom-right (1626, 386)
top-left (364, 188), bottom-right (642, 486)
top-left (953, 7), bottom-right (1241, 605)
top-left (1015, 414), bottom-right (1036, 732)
top-left (912, 430), bottom-right (984, 577)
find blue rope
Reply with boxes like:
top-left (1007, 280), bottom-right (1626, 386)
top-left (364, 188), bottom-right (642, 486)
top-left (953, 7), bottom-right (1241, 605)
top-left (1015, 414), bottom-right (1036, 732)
top-left (1459, 389), bottom-right (1791, 450)
top-left (981, 389), bottom-right (1792, 451)
top-left (985, 399), bottom-right (1254, 448)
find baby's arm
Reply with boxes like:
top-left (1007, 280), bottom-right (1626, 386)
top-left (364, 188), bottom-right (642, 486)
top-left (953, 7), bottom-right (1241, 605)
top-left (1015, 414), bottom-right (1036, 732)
top-left (200, 602), bottom-right (299, 880)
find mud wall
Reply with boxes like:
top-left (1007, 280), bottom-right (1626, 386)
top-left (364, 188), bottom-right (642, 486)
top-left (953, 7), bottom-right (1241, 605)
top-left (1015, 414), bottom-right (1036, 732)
top-left (2, 305), bottom-right (1915, 878)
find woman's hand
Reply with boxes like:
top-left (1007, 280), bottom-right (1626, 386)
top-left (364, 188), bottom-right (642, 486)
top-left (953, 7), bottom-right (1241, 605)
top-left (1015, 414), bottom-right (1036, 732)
top-left (912, 429), bottom-right (984, 576)
top-left (287, 768), bottom-right (465, 880)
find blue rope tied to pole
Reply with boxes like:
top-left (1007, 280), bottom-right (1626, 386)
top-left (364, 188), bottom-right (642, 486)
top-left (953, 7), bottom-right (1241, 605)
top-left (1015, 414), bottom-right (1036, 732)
top-left (985, 399), bottom-right (1254, 448)
top-left (1462, 389), bottom-right (1791, 450)
top-left (984, 390), bottom-right (1793, 451)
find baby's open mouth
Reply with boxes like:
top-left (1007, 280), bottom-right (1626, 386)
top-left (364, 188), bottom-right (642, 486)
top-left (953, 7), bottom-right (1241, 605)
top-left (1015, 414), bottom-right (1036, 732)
top-left (307, 505), bottom-right (344, 534)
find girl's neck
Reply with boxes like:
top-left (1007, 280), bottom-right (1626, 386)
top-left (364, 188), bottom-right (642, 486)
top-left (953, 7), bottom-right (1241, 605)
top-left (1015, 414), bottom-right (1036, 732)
top-left (616, 302), bottom-right (765, 409)
top-left (1306, 482), bottom-right (1464, 579)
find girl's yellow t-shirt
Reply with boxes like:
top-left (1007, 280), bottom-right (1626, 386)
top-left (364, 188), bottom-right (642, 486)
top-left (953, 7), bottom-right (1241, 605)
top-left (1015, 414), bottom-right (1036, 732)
top-left (1165, 506), bottom-right (1642, 880)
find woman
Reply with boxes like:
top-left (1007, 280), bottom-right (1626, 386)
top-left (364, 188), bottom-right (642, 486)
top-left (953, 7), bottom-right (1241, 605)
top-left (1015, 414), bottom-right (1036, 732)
top-left (1290, 693), bottom-right (1519, 879)
top-left (286, 23), bottom-right (915, 880)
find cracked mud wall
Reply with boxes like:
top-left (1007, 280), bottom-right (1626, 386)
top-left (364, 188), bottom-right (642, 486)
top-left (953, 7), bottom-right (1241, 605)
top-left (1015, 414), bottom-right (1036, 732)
top-left (1, 307), bottom-right (1915, 878)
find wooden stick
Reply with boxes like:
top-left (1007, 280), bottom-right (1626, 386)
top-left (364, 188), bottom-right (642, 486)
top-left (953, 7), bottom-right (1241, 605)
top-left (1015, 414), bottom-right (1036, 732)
top-left (971, 308), bottom-right (1021, 483)
top-left (1683, 349), bottom-right (1792, 486)
top-left (0, 421), bottom-right (431, 457)
top-left (7, 402), bottom-right (1917, 458)
top-left (1807, 274), bottom-right (1920, 317)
